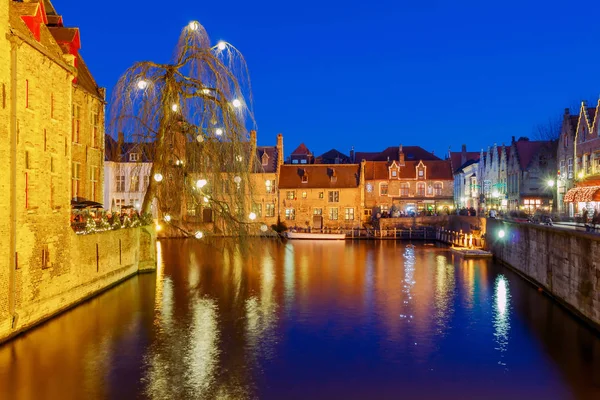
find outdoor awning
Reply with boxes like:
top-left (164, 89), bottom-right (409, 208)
top-left (563, 186), bottom-right (600, 203)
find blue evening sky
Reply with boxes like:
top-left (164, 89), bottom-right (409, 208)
top-left (54, 0), bottom-right (600, 158)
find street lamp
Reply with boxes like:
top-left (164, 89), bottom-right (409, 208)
top-left (547, 179), bottom-right (556, 213)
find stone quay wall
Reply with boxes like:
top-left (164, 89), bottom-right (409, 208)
top-left (0, 226), bottom-right (156, 343)
top-left (487, 218), bottom-right (600, 330)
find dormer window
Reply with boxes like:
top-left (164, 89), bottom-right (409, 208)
top-left (261, 152), bottom-right (269, 166)
top-left (391, 170), bottom-right (397, 177)
top-left (302, 175), bottom-right (308, 183)
top-left (129, 153), bottom-right (140, 162)
top-left (329, 168), bottom-right (337, 183)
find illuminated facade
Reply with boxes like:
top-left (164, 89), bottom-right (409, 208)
top-left (449, 144), bottom-right (480, 210)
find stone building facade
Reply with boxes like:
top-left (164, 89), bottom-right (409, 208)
top-left (0, 0), bottom-right (154, 342)
top-left (556, 108), bottom-right (579, 214)
top-left (363, 156), bottom-right (454, 218)
top-left (449, 144), bottom-right (480, 209)
top-left (278, 163), bottom-right (363, 229)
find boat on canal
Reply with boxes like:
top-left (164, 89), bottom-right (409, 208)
top-left (450, 247), bottom-right (493, 259)
top-left (284, 231), bottom-right (347, 240)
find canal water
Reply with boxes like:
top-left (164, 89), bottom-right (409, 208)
top-left (0, 240), bottom-right (599, 399)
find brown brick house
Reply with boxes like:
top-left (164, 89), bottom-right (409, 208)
top-left (278, 164), bottom-right (363, 229)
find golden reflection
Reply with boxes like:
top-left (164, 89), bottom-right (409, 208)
top-left (462, 259), bottom-right (475, 309)
top-left (493, 274), bottom-right (511, 366)
top-left (186, 298), bottom-right (219, 394)
top-left (434, 255), bottom-right (455, 335)
top-left (283, 242), bottom-right (295, 310)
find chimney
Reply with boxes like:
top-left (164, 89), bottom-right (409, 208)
top-left (399, 144), bottom-right (405, 166)
top-left (350, 146), bottom-right (355, 163)
top-left (511, 136), bottom-right (516, 143)
top-left (564, 108), bottom-right (570, 116)
top-left (461, 144), bottom-right (467, 165)
top-left (249, 130), bottom-right (257, 173)
top-left (276, 133), bottom-right (284, 167)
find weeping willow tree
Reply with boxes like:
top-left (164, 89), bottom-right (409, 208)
top-left (110, 21), bottom-right (264, 241)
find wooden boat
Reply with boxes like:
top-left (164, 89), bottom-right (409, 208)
top-left (450, 247), bottom-right (493, 259)
top-left (285, 231), bottom-right (346, 240)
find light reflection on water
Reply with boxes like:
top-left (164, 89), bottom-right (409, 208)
top-left (0, 240), bottom-right (599, 400)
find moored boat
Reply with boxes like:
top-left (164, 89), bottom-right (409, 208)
top-left (285, 231), bottom-right (346, 240)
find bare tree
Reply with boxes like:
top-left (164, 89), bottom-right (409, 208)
top-left (532, 115), bottom-right (562, 141)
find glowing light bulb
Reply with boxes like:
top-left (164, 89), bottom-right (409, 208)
top-left (203, 196), bottom-right (209, 203)
top-left (194, 231), bottom-right (203, 239)
top-left (201, 88), bottom-right (210, 94)
top-left (155, 224), bottom-right (162, 232)
top-left (234, 176), bottom-right (242, 184)
top-left (217, 41), bottom-right (226, 50)
top-left (164, 215), bottom-right (171, 222)
top-left (236, 155), bottom-right (243, 162)
top-left (188, 21), bottom-right (199, 31)
top-left (135, 202), bottom-right (140, 209)
top-left (196, 135), bottom-right (204, 143)
top-left (171, 104), bottom-right (178, 112)
top-left (249, 212), bottom-right (257, 221)
top-left (498, 229), bottom-right (505, 239)
top-left (578, 171), bottom-right (584, 179)
top-left (547, 180), bottom-right (554, 187)
top-left (154, 173), bottom-right (163, 182)
top-left (137, 80), bottom-right (148, 90)
top-left (232, 98), bottom-right (242, 108)
top-left (215, 128), bottom-right (223, 136)
top-left (196, 179), bottom-right (207, 188)
top-left (260, 224), bottom-right (268, 232)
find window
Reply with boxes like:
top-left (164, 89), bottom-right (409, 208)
top-left (286, 191), bottom-right (295, 200)
top-left (292, 159), bottom-right (298, 164)
top-left (202, 208), bottom-right (213, 223)
top-left (143, 175), bottom-right (150, 189)
top-left (328, 191), bottom-right (339, 202)
top-left (329, 207), bottom-right (338, 220)
top-left (116, 175), bottom-right (125, 192)
top-left (330, 175), bottom-right (337, 183)
top-left (344, 207), bottom-right (354, 221)
top-left (91, 111), bottom-right (99, 148)
top-left (418, 169), bottom-right (424, 177)
top-left (434, 182), bottom-right (442, 196)
top-left (568, 158), bottom-right (573, 179)
top-left (265, 179), bottom-right (274, 193)
top-left (90, 166), bottom-right (98, 201)
top-left (72, 162), bottom-right (81, 198)
top-left (313, 208), bottom-right (323, 215)
top-left (261, 153), bottom-right (269, 166)
top-left (252, 203), bottom-right (262, 218)
top-left (25, 151), bottom-right (31, 169)
top-left (416, 182), bottom-right (425, 196)
top-left (319, 192), bottom-right (324, 199)
top-left (41, 245), bottom-right (50, 269)
top-left (364, 209), bottom-right (372, 217)
top-left (391, 170), bottom-right (397, 177)
top-left (380, 183), bottom-right (388, 196)
top-left (187, 201), bottom-right (197, 216)
top-left (300, 159), bottom-right (307, 164)
top-left (129, 153), bottom-right (140, 162)
top-left (427, 185), bottom-right (433, 195)
top-left (72, 105), bottom-right (80, 143)
top-left (266, 203), bottom-right (275, 217)
top-left (559, 160), bottom-right (565, 175)
top-left (586, 154), bottom-right (592, 174)
top-left (115, 198), bottom-right (126, 208)
top-left (302, 175), bottom-right (308, 183)
top-left (285, 208), bottom-right (295, 220)
top-left (400, 183), bottom-right (409, 196)
top-left (302, 191), bottom-right (307, 199)
top-left (50, 156), bottom-right (55, 173)
top-left (130, 175), bottom-right (139, 192)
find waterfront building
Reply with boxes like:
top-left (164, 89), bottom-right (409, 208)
top-left (506, 137), bottom-right (557, 213)
top-left (315, 148), bottom-right (352, 164)
top-left (478, 143), bottom-right (510, 211)
top-left (278, 163), bottom-right (363, 229)
top-left (449, 144), bottom-right (480, 210)
top-left (104, 133), bottom-right (156, 215)
top-left (563, 100), bottom-right (600, 216)
top-left (556, 108), bottom-right (579, 215)
top-left (363, 146), bottom-right (454, 217)
top-left (250, 133), bottom-right (283, 227)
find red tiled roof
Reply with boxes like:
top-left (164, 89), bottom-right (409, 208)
top-left (356, 146), bottom-right (440, 162)
top-left (291, 143), bottom-right (311, 155)
top-left (449, 151), bottom-right (480, 171)
top-left (279, 164), bottom-right (360, 189)
top-left (47, 26), bottom-right (78, 42)
top-left (364, 160), bottom-right (453, 181)
top-left (316, 148), bottom-right (351, 164)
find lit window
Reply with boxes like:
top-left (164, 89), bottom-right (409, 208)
top-left (261, 153), bottom-right (269, 166)
top-left (286, 191), bottom-right (295, 200)
top-left (129, 153), bottom-right (140, 162)
top-left (329, 207), bottom-right (338, 220)
top-left (302, 175), bottom-right (308, 183)
top-left (90, 166), bottom-right (98, 201)
top-left (319, 192), bottom-right (324, 199)
top-left (72, 162), bottom-right (81, 198)
top-left (302, 191), bottom-right (307, 199)
top-left (313, 208), bottom-right (322, 215)
top-left (391, 170), bottom-right (397, 177)
top-left (265, 180), bottom-right (274, 193)
top-left (285, 208), bottom-right (295, 220)
top-left (116, 175), bottom-right (125, 192)
top-left (252, 203), bottom-right (262, 218)
top-left (266, 203), bottom-right (275, 217)
top-left (400, 183), bottom-right (409, 196)
top-left (417, 182), bottom-right (425, 196)
top-left (130, 175), bottom-right (139, 192)
top-left (344, 208), bottom-right (354, 221)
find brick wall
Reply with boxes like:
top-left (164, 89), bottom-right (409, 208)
top-left (487, 219), bottom-right (600, 329)
top-left (0, 226), bottom-right (156, 342)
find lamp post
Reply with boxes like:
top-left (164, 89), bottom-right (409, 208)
top-left (547, 179), bottom-right (556, 213)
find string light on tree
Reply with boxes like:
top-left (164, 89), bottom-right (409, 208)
top-left (215, 128), bottom-right (223, 136)
top-left (196, 179), bottom-right (207, 189)
top-left (232, 98), bottom-right (242, 108)
top-left (137, 80), bottom-right (148, 90)
top-left (249, 212), bottom-right (257, 221)
top-left (203, 196), bottom-right (209, 203)
top-left (154, 173), bottom-right (163, 182)
top-left (171, 104), bottom-right (179, 112)
top-left (196, 135), bottom-right (204, 143)
top-left (260, 224), bottom-right (268, 232)
top-left (164, 215), bottom-right (172, 222)
top-left (194, 231), bottom-right (203, 239)
top-left (188, 21), bottom-right (199, 31)
top-left (217, 41), bottom-right (226, 50)
top-left (234, 176), bottom-right (242, 184)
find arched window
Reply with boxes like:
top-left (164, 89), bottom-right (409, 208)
top-left (434, 182), bottom-right (443, 196)
top-left (416, 182), bottom-right (425, 196)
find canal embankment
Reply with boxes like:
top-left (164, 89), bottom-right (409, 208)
top-left (486, 218), bottom-right (600, 331)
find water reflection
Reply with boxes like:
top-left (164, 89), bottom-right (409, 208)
top-left (494, 274), bottom-right (511, 366)
top-left (0, 240), bottom-right (599, 399)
